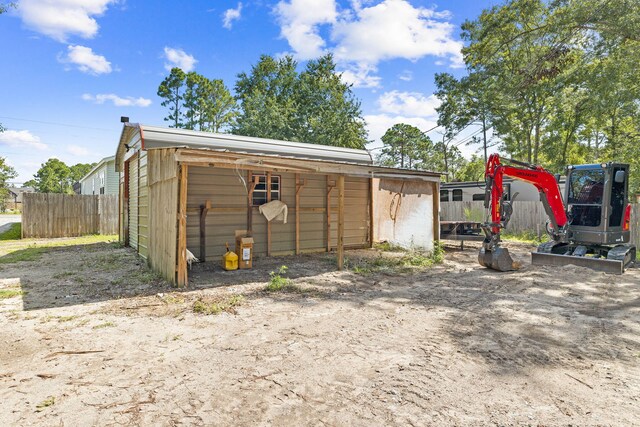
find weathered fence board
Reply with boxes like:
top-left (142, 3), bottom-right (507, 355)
top-left (22, 194), bottom-right (118, 238)
top-left (441, 201), bottom-right (639, 246)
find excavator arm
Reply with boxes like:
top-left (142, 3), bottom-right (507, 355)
top-left (479, 154), bottom-right (568, 271)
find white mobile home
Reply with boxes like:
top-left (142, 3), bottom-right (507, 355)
top-left (79, 156), bottom-right (119, 195)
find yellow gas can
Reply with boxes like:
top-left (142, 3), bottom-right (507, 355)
top-left (222, 243), bottom-right (238, 271)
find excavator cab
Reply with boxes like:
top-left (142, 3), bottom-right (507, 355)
top-left (565, 163), bottom-right (631, 245)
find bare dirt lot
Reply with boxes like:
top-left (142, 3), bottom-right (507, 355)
top-left (1, 237), bottom-right (639, 426)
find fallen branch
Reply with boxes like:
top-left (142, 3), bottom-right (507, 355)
top-left (564, 373), bottom-right (593, 389)
top-left (36, 373), bottom-right (56, 379)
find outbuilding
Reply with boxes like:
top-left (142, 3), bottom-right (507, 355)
top-left (115, 123), bottom-right (441, 286)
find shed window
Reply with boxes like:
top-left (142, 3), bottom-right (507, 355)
top-left (440, 190), bottom-right (449, 202)
top-left (452, 189), bottom-right (463, 201)
top-left (252, 175), bottom-right (280, 206)
top-left (472, 193), bottom-right (485, 201)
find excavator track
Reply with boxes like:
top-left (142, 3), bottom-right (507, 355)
top-left (607, 245), bottom-right (636, 269)
top-left (532, 242), bottom-right (635, 274)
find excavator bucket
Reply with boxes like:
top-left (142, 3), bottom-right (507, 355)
top-left (478, 247), bottom-right (520, 272)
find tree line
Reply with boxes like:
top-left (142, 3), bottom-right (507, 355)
top-left (23, 159), bottom-right (96, 194)
top-left (157, 54), bottom-right (368, 149)
top-left (433, 0), bottom-right (640, 190)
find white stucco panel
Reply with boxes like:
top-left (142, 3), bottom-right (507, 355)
top-left (373, 178), bottom-right (435, 251)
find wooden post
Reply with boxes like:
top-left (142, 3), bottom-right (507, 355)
top-left (123, 159), bottom-right (130, 246)
top-left (337, 175), bottom-right (345, 270)
top-left (177, 164), bottom-right (188, 287)
top-left (296, 174), bottom-right (300, 254)
top-left (295, 175), bottom-right (306, 255)
top-left (369, 177), bottom-right (374, 248)
top-left (326, 176), bottom-right (335, 252)
top-left (267, 171), bottom-right (272, 256)
top-left (199, 200), bottom-right (211, 262)
top-left (247, 171), bottom-right (254, 236)
top-left (433, 181), bottom-right (440, 242)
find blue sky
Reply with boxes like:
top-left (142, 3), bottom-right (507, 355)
top-left (0, 0), bottom-right (498, 183)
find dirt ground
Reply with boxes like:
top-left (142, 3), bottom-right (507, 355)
top-left (1, 237), bottom-right (639, 426)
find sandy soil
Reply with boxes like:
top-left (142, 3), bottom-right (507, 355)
top-left (1, 238), bottom-right (639, 426)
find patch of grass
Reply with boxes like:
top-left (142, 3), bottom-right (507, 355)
top-left (0, 234), bottom-right (118, 263)
top-left (501, 230), bottom-right (550, 244)
top-left (192, 294), bottom-right (244, 315)
top-left (265, 265), bottom-right (292, 291)
top-left (263, 266), bottom-right (315, 294)
top-left (133, 269), bottom-right (163, 285)
top-left (57, 315), bottom-right (78, 323)
top-left (0, 288), bottom-right (23, 300)
top-left (373, 241), bottom-right (406, 252)
top-left (0, 245), bottom-right (47, 264)
top-left (90, 253), bottom-right (127, 271)
top-left (92, 321), bottom-right (116, 329)
top-left (35, 396), bottom-right (55, 412)
top-left (0, 223), bottom-right (21, 240)
top-left (52, 271), bottom-right (76, 279)
top-left (349, 241), bottom-right (445, 275)
top-left (163, 294), bottom-right (185, 304)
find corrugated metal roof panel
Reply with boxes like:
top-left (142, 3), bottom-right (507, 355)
top-left (138, 124), bottom-right (373, 165)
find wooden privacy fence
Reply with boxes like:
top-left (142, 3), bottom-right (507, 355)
top-left (22, 193), bottom-right (118, 238)
top-left (441, 201), bottom-right (640, 246)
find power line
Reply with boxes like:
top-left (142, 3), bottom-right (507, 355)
top-left (0, 116), bottom-right (114, 132)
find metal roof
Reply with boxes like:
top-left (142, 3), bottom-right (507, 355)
top-left (115, 123), bottom-right (442, 180)
top-left (116, 123), bottom-right (372, 167)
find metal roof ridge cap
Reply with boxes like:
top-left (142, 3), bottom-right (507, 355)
top-left (140, 124), bottom-right (371, 156)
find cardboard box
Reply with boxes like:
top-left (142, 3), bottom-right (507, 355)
top-left (235, 230), bottom-right (254, 269)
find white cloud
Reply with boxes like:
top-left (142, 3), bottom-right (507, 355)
top-left (223, 2), bottom-right (243, 29)
top-left (398, 70), bottom-right (413, 81)
top-left (60, 45), bottom-right (112, 75)
top-left (17, 0), bottom-right (116, 42)
top-left (338, 63), bottom-right (382, 88)
top-left (377, 90), bottom-right (440, 118)
top-left (0, 130), bottom-right (48, 151)
top-left (82, 93), bottom-right (152, 107)
top-left (274, 0), bottom-right (464, 83)
top-left (332, 1), bottom-right (463, 66)
top-left (274, 0), bottom-right (337, 60)
top-left (67, 145), bottom-right (89, 156)
top-left (163, 47), bottom-right (197, 72)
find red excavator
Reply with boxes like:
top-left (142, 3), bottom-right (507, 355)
top-left (478, 154), bottom-right (636, 274)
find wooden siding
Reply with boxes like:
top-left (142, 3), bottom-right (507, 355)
top-left (328, 175), bottom-right (370, 249)
top-left (128, 154), bottom-right (139, 250)
top-left (186, 167), bottom-right (251, 260)
top-left (138, 151), bottom-right (149, 260)
top-left (147, 149), bottom-right (179, 282)
top-left (298, 174), bottom-right (327, 251)
top-left (22, 193), bottom-right (117, 238)
top-left (185, 167), bottom-right (374, 260)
